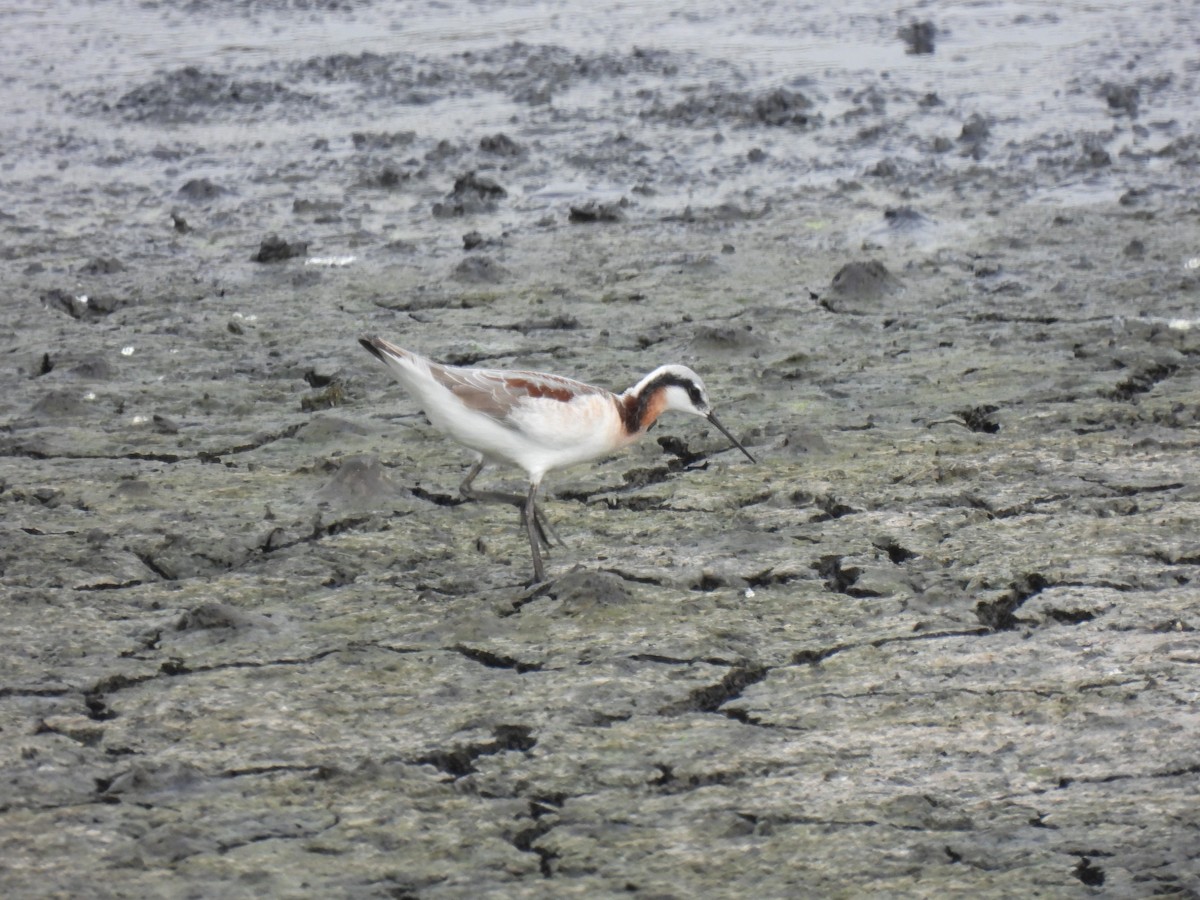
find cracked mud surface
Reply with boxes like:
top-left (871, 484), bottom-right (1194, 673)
top-left (3, 1), bottom-right (1199, 896)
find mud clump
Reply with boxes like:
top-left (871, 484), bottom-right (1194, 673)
top-left (464, 42), bottom-right (680, 105)
top-left (479, 133), bottom-right (524, 156)
top-left (177, 178), bottom-right (227, 202)
top-left (316, 455), bottom-right (407, 509)
top-left (253, 235), bottom-right (309, 263)
top-left (111, 65), bottom-right (316, 123)
top-left (882, 207), bottom-right (931, 232)
top-left (750, 87), bottom-right (816, 126)
top-left (899, 20), bottom-right (938, 55)
top-left (569, 199), bottom-right (627, 223)
top-left (351, 130), bottom-right (416, 150)
top-left (78, 257), bottom-right (126, 276)
top-left (41, 289), bottom-right (125, 320)
top-left (433, 172), bottom-right (508, 217)
top-left (1101, 82), bottom-right (1140, 117)
top-left (824, 260), bottom-right (901, 311)
top-left (30, 389), bottom-right (91, 420)
top-left (646, 85), bottom-right (819, 128)
top-left (452, 255), bottom-right (510, 283)
top-left (959, 113), bottom-right (991, 145)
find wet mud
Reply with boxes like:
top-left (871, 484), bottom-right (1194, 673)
top-left (2, 1), bottom-right (1199, 896)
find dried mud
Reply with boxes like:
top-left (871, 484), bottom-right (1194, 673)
top-left (2, 1), bottom-right (1199, 897)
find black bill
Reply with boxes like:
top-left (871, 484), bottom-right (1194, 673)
top-left (707, 412), bottom-right (756, 463)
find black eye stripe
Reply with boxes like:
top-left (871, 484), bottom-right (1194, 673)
top-left (651, 373), bottom-right (703, 398)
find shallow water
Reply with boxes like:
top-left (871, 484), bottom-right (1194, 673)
top-left (7, 1), bottom-right (1194, 188)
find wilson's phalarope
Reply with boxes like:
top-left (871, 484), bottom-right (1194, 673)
top-left (359, 335), bottom-right (755, 583)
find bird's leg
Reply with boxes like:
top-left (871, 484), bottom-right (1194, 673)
top-left (460, 462), bottom-right (527, 507)
top-left (458, 459), bottom-right (486, 498)
top-left (527, 503), bottom-right (558, 550)
top-left (523, 480), bottom-right (545, 584)
top-left (459, 463), bottom-right (563, 550)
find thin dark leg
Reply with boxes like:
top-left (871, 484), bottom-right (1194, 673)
top-left (459, 459), bottom-right (485, 497)
top-left (459, 463), bottom-right (563, 550)
top-left (529, 500), bottom-right (563, 550)
top-left (524, 480), bottom-right (545, 583)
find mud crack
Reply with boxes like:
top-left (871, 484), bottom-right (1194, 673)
top-left (975, 573), bottom-right (1050, 630)
top-left (510, 797), bottom-right (564, 879)
top-left (1105, 363), bottom-right (1177, 400)
top-left (413, 724), bottom-right (537, 779)
top-left (813, 555), bottom-right (883, 597)
top-left (658, 662), bottom-right (769, 718)
top-left (451, 644), bottom-right (543, 673)
top-left (196, 422), bottom-right (306, 463)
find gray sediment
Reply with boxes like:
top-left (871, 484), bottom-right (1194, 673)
top-left (2, 2), bottom-right (1198, 896)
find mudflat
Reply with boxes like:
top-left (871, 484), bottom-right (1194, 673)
top-left (2, 2), bottom-right (1198, 896)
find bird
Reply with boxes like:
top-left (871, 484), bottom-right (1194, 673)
top-left (358, 334), bottom-right (755, 583)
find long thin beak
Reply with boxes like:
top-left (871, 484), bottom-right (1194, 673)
top-left (707, 412), bottom-right (756, 463)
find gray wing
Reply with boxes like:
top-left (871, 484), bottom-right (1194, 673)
top-left (429, 364), bottom-right (609, 423)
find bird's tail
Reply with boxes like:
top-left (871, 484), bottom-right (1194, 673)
top-left (358, 334), bottom-right (412, 366)
top-left (359, 335), bottom-right (438, 393)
